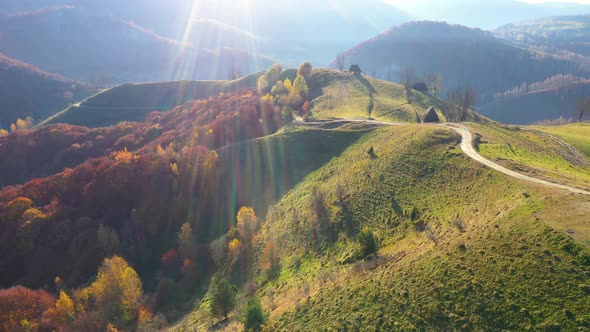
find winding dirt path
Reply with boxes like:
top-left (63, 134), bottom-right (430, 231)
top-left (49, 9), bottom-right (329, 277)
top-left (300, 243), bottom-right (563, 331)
top-left (300, 119), bottom-right (590, 196)
top-left (444, 123), bottom-right (590, 196)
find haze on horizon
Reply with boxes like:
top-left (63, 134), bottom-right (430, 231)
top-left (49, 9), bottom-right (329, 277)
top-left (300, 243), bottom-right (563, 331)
top-left (384, 0), bottom-right (590, 28)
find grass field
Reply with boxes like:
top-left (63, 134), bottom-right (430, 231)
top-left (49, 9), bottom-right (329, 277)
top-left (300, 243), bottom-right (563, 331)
top-left (41, 72), bottom-right (263, 127)
top-left (171, 123), bottom-right (590, 331)
top-left (468, 123), bottom-right (590, 189)
top-left (534, 123), bottom-right (590, 158)
top-left (309, 69), bottom-right (487, 124)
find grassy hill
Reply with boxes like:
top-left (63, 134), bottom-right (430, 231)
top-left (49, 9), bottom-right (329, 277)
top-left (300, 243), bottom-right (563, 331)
top-left (535, 123), bottom-right (590, 158)
top-left (41, 73), bottom-right (264, 127)
top-left (308, 69), bottom-right (486, 123)
top-left (2, 65), bottom-right (590, 331)
top-left (173, 121), bottom-right (590, 331)
top-left (467, 123), bottom-right (590, 190)
top-left (0, 53), bottom-right (96, 129)
top-left (40, 68), bottom-right (475, 128)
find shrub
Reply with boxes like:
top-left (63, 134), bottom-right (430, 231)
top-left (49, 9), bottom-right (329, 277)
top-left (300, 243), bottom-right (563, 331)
top-left (261, 240), bottom-right (281, 280)
top-left (209, 278), bottom-right (237, 320)
top-left (241, 297), bottom-right (267, 332)
top-left (357, 228), bottom-right (377, 258)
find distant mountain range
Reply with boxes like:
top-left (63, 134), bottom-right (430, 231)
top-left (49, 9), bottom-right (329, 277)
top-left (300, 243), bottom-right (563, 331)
top-left (0, 6), bottom-right (273, 85)
top-left (333, 21), bottom-right (586, 98)
top-left (0, 0), bottom-right (410, 85)
top-left (385, 0), bottom-right (590, 29)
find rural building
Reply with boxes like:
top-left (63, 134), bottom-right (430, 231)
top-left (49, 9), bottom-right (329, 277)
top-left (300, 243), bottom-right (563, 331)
top-left (422, 106), bottom-right (440, 123)
top-left (413, 82), bottom-right (429, 93)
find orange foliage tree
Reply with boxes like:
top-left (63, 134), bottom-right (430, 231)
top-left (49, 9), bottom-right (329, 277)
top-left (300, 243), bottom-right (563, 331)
top-left (0, 286), bottom-right (55, 331)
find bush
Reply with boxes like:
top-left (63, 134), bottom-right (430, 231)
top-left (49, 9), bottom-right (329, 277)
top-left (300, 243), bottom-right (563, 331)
top-left (241, 297), bottom-right (267, 332)
top-left (357, 228), bottom-right (377, 258)
top-left (209, 278), bottom-right (237, 320)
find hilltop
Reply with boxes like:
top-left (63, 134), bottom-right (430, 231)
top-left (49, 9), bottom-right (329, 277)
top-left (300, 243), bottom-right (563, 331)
top-left (41, 73), bottom-right (265, 128)
top-left (0, 53), bottom-right (96, 129)
top-left (41, 68), bottom-right (486, 128)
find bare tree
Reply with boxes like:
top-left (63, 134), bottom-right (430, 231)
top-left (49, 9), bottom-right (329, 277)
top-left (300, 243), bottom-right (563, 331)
top-left (335, 53), bottom-right (345, 71)
top-left (401, 66), bottom-right (416, 104)
top-left (576, 98), bottom-right (590, 122)
top-left (446, 86), bottom-right (477, 122)
top-left (426, 73), bottom-right (442, 96)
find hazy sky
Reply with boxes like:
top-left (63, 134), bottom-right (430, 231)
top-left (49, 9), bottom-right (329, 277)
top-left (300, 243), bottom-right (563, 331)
top-left (520, 0), bottom-right (590, 3)
top-left (383, 0), bottom-right (590, 28)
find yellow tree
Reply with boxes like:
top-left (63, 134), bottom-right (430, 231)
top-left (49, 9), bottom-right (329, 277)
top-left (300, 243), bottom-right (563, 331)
top-left (120, 267), bottom-right (142, 322)
top-left (54, 291), bottom-right (75, 324)
top-left (178, 223), bottom-right (196, 260)
top-left (283, 78), bottom-right (294, 94)
top-left (77, 256), bottom-right (143, 324)
top-left (237, 207), bottom-right (258, 243)
top-left (293, 75), bottom-right (309, 98)
top-left (228, 238), bottom-right (244, 265)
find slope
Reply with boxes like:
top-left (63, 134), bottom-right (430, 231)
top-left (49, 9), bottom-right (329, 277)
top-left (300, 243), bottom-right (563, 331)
top-left (41, 73), bottom-right (264, 128)
top-left (40, 68), bottom-right (467, 128)
top-left (308, 69), bottom-right (486, 123)
top-left (172, 121), bottom-right (590, 331)
top-left (260, 125), bottom-right (590, 331)
top-left (0, 53), bottom-right (96, 129)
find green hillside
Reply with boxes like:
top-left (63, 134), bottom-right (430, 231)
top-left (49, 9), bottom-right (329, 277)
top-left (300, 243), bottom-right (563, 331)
top-left (38, 68), bottom-right (485, 129)
top-left (40, 72), bottom-right (264, 128)
top-left (535, 123), bottom-right (590, 158)
top-left (468, 123), bottom-right (590, 189)
top-left (307, 69), bottom-right (486, 123)
top-left (171, 120), bottom-right (590, 331)
top-left (4, 64), bottom-right (589, 331)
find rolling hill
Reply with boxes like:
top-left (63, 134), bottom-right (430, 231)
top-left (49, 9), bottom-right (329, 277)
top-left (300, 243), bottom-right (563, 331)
top-left (174, 118), bottom-right (590, 331)
top-left (0, 68), bottom-right (589, 331)
top-left (41, 72), bottom-right (265, 128)
top-left (40, 68), bottom-right (486, 128)
top-left (0, 53), bottom-right (96, 129)
top-left (332, 21), bottom-right (588, 108)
